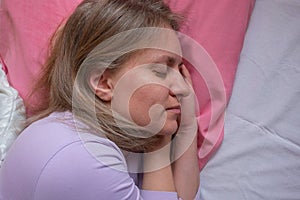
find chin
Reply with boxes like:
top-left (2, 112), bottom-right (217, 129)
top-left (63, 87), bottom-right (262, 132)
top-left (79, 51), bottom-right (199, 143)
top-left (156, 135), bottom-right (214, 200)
top-left (158, 121), bottom-right (178, 136)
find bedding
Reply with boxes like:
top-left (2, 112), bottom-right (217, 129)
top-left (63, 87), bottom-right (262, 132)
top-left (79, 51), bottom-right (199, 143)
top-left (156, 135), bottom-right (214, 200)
top-left (0, 62), bottom-right (25, 167)
top-left (200, 0), bottom-right (300, 199)
top-left (168, 0), bottom-right (255, 170)
top-left (2, 1), bottom-right (299, 198)
top-left (0, 0), bottom-right (82, 113)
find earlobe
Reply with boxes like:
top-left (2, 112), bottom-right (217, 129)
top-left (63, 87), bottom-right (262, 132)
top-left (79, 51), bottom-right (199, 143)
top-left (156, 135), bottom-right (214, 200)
top-left (89, 71), bottom-right (113, 102)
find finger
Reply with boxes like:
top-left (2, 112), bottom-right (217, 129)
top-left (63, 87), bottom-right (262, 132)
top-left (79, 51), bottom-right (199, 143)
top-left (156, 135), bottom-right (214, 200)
top-left (180, 64), bottom-right (192, 85)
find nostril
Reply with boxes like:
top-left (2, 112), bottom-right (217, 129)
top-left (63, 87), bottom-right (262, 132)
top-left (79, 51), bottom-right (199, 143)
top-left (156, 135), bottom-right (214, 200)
top-left (169, 88), bottom-right (176, 97)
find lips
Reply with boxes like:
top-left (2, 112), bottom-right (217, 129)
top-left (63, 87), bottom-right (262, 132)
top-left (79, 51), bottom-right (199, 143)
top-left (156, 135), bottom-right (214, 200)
top-left (166, 105), bottom-right (181, 114)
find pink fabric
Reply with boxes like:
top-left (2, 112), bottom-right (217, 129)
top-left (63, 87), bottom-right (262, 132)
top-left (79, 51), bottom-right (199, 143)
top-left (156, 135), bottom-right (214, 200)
top-left (0, 0), bottom-right (254, 170)
top-left (167, 0), bottom-right (255, 170)
top-left (0, 0), bottom-right (82, 108)
top-left (0, 56), bottom-right (8, 74)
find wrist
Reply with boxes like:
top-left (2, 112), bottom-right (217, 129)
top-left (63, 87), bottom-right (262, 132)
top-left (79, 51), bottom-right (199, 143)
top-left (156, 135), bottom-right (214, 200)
top-left (143, 136), bottom-right (172, 172)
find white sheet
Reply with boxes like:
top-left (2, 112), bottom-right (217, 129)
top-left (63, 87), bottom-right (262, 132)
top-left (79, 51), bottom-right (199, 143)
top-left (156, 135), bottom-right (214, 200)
top-left (200, 0), bottom-right (300, 199)
top-left (0, 64), bottom-right (25, 166)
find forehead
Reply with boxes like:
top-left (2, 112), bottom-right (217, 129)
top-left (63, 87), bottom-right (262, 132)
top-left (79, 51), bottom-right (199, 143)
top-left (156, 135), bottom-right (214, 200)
top-left (151, 29), bottom-right (182, 55)
top-left (115, 28), bottom-right (182, 71)
top-left (135, 48), bottom-right (182, 65)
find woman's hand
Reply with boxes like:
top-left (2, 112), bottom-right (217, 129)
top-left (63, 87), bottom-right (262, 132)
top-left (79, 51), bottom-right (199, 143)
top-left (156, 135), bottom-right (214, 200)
top-left (178, 64), bottom-right (198, 132)
top-left (142, 135), bottom-right (176, 192)
top-left (172, 64), bottom-right (200, 200)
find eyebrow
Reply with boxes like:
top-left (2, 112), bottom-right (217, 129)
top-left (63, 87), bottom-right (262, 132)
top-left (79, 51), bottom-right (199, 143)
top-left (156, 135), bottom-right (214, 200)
top-left (153, 55), bottom-right (183, 67)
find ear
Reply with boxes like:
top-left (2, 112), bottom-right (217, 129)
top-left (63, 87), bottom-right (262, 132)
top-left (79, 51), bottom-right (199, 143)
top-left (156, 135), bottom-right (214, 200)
top-left (89, 71), bottom-right (114, 102)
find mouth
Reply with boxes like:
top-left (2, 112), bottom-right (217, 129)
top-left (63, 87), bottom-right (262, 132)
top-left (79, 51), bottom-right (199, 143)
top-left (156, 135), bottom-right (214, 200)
top-left (166, 105), bottom-right (181, 114)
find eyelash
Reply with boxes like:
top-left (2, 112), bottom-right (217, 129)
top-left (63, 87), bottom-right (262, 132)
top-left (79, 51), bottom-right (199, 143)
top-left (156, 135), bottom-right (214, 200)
top-left (154, 69), bottom-right (168, 78)
top-left (153, 62), bottom-right (183, 78)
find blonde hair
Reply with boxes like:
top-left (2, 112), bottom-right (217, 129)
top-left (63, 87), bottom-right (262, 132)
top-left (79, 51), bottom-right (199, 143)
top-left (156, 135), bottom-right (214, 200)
top-left (29, 0), bottom-right (182, 152)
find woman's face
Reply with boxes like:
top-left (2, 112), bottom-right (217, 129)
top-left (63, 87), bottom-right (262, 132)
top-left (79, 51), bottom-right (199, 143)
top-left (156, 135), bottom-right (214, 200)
top-left (109, 48), bottom-right (190, 137)
top-left (93, 29), bottom-right (190, 137)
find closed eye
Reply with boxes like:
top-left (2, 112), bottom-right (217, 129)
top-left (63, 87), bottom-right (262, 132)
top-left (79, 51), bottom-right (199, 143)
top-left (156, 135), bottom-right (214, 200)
top-left (153, 69), bottom-right (167, 78)
top-left (152, 64), bottom-right (168, 78)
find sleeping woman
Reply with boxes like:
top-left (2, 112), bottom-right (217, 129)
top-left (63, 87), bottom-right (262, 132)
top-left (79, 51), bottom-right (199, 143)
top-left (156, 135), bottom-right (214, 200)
top-left (0, 0), bottom-right (199, 199)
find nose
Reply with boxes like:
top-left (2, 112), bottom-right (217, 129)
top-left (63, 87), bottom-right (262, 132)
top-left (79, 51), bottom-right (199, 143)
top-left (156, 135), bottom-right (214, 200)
top-left (168, 69), bottom-right (190, 99)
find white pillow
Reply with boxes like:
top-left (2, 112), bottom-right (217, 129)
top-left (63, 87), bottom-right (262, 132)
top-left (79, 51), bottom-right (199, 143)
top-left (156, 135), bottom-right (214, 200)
top-left (200, 0), bottom-right (300, 199)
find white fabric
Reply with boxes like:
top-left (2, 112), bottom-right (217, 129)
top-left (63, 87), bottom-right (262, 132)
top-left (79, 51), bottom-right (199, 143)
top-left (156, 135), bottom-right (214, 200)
top-left (0, 63), bottom-right (25, 166)
top-left (200, 0), bottom-right (300, 199)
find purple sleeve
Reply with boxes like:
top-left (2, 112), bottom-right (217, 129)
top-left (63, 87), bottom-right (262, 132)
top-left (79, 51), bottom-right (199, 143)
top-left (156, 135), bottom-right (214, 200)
top-left (32, 138), bottom-right (180, 200)
top-left (0, 114), bottom-right (199, 199)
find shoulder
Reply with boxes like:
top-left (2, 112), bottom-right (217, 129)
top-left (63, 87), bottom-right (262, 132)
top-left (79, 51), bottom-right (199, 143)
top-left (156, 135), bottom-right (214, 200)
top-left (19, 112), bottom-right (127, 171)
top-left (29, 115), bottom-right (139, 200)
top-left (1, 112), bottom-right (130, 200)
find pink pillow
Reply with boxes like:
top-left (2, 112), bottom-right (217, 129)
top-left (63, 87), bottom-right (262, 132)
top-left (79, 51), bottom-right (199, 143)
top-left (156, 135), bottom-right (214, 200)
top-left (0, 0), bottom-right (82, 111)
top-left (167, 0), bottom-right (255, 170)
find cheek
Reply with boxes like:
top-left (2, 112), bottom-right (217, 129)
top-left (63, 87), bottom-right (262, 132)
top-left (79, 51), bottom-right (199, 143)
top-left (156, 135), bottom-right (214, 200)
top-left (129, 85), bottom-right (169, 126)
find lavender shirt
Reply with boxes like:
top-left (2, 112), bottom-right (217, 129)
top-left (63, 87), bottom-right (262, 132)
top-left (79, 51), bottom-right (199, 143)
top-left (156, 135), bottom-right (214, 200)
top-left (0, 112), bottom-right (198, 199)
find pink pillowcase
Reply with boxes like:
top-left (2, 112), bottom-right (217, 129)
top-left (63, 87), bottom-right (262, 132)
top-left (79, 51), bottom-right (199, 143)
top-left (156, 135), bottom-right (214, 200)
top-left (0, 0), bottom-right (255, 170)
top-left (168, 0), bottom-right (255, 170)
top-left (0, 0), bottom-right (82, 109)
